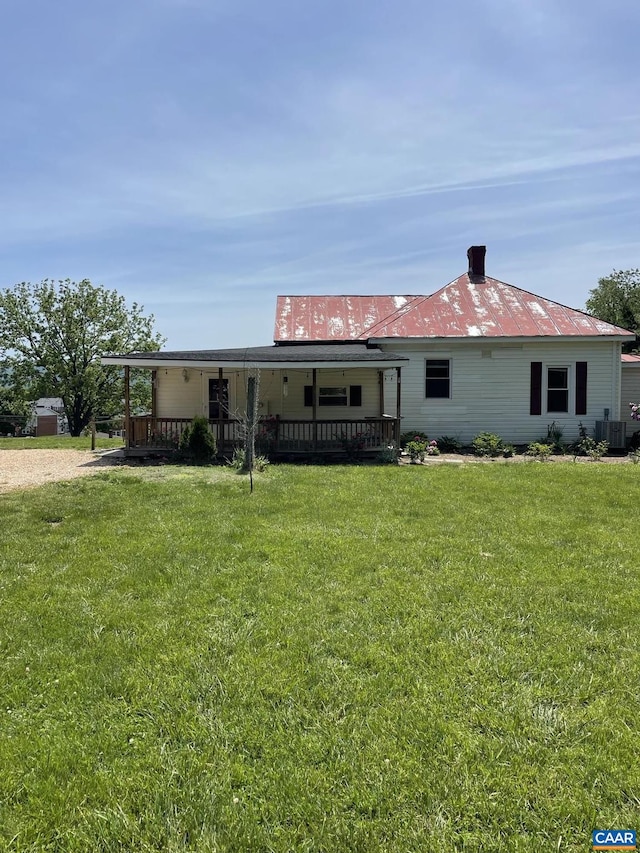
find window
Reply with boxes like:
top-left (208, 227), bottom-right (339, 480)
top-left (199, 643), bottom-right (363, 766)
top-left (319, 386), bottom-right (348, 406)
top-left (547, 367), bottom-right (568, 412)
top-left (304, 385), bottom-right (362, 406)
top-left (425, 359), bottom-right (450, 398)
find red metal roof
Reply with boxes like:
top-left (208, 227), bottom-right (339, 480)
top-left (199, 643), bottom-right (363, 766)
top-left (275, 274), bottom-right (634, 341)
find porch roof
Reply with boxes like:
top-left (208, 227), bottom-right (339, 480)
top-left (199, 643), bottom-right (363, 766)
top-left (102, 343), bottom-right (408, 370)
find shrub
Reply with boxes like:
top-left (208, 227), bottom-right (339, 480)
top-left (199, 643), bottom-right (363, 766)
top-left (226, 447), bottom-right (245, 470)
top-left (543, 421), bottom-right (566, 454)
top-left (526, 442), bottom-right (552, 461)
top-left (405, 438), bottom-right (439, 462)
top-left (569, 430), bottom-right (609, 461)
top-left (400, 430), bottom-right (429, 448)
top-left (376, 443), bottom-right (399, 464)
top-left (254, 456), bottom-right (270, 472)
top-left (0, 420), bottom-right (16, 436)
top-left (405, 439), bottom-right (427, 462)
top-left (227, 447), bottom-right (269, 472)
top-left (340, 431), bottom-right (368, 461)
top-left (579, 437), bottom-right (609, 461)
top-left (629, 430), bottom-right (640, 451)
top-left (568, 422), bottom-right (590, 456)
top-left (437, 435), bottom-right (463, 453)
top-left (179, 416), bottom-right (216, 464)
top-left (472, 432), bottom-right (504, 457)
top-left (502, 444), bottom-right (516, 458)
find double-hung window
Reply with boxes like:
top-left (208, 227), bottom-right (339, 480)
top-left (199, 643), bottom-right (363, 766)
top-left (425, 359), bottom-right (450, 398)
top-left (547, 367), bottom-right (568, 413)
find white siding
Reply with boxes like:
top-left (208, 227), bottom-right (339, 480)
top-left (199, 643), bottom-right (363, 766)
top-left (156, 367), bottom-right (381, 420)
top-left (382, 340), bottom-right (623, 444)
top-left (621, 363), bottom-right (640, 437)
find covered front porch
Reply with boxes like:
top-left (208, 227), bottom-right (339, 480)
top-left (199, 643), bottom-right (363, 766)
top-left (102, 344), bottom-right (407, 459)
top-left (128, 414), bottom-right (399, 457)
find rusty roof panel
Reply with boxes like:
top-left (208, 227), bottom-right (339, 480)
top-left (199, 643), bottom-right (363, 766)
top-left (274, 275), bottom-right (634, 341)
top-left (274, 295), bottom-right (417, 342)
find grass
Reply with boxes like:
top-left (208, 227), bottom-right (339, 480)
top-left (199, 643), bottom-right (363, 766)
top-left (0, 463), bottom-right (638, 852)
top-left (0, 435), bottom-right (124, 451)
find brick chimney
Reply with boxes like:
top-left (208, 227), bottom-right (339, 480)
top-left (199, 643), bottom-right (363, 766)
top-left (467, 245), bottom-right (486, 279)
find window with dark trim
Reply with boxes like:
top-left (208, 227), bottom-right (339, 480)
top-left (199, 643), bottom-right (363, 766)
top-left (547, 367), bottom-right (569, 412)
top-left (425, 359), bottom-right (450, 398)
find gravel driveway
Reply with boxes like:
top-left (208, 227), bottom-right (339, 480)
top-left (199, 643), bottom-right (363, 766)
top-left (0, 449), bottom-right (129, 493)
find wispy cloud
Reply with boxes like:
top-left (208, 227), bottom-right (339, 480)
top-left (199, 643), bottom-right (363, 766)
top-left (0, 0), bottom-right (639, 346)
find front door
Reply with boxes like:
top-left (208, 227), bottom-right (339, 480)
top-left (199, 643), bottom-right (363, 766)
top-left (208, 378), bottom-right (229, 419)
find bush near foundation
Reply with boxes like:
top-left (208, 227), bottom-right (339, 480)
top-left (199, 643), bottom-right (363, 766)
top-left (179, 416), bottom-right (216, 464)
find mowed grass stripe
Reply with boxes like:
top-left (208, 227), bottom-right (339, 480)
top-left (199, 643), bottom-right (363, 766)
top-left (0, 464), bottom-right (638, 852)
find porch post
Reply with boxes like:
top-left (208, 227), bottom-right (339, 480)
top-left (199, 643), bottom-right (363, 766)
top-left (395, 366), bottom-right (402, 445)
top-left (312, 368), bottom-right (317, 450)
top-left (124, 365), bottom-right (131, 449)
top-left (151, 370), bottom-right (157, 418)
top-left (218, 367), bottom-right (224, 450)
top-left (378, 370), bottom-right (384, 416)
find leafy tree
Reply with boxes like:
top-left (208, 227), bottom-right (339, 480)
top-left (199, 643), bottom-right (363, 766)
top-left (585, 269), bottom-right (640, 351)
top-left (0, 367), bottom-right (32, 417)
top-left (0, 385), bottom-right (31, 418)
top-left (0, 280), bottom-right (165, 435)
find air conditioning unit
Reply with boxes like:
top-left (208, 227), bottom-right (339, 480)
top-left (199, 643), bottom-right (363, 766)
top-left (595, 420), bottom-right (626, 448)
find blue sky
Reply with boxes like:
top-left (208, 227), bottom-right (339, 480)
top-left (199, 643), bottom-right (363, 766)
top-left (1, 0), bottom-right (639, 349)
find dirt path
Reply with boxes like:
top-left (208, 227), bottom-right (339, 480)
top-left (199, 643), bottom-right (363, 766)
top-left (0, 449), bottom-right (131, 493)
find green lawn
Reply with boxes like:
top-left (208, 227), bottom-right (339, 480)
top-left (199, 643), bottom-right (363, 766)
top-left (0, 463), bottom-right (638, 852)
top-left (0, 435), bottom-right (124, 451)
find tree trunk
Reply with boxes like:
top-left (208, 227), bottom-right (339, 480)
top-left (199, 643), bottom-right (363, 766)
top-left (244, 376), bottom-right (257, 475)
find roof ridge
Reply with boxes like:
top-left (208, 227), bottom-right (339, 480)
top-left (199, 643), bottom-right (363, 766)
top-left (277, 294), bottom-right (422, 298)
top-left (356, 295), bottom-right (431, 340)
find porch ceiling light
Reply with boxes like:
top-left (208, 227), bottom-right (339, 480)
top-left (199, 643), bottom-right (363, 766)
top-left (182, 368), bottom-right (190, 382)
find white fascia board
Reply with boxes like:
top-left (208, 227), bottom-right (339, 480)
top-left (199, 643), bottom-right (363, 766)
top-left (101, 357), bottom-right (407, 369)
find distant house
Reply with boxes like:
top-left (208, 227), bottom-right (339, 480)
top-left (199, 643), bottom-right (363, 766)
top-left (102, 246), bottom-right (635, 455)
top-left (27, 398), bottom-right (69, 437)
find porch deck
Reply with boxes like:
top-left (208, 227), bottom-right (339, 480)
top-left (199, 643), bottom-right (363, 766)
top-left (127, 415), bottom-right (399, 458)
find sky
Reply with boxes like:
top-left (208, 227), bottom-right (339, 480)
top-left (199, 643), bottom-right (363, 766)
top-left (1, 0), bottom-right (639, 350)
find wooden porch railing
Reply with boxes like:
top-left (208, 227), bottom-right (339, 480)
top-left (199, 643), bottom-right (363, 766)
top-left (128, 416), bottom-right (399, 455)
top-left (129, 417), bottom-right (238, 449)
